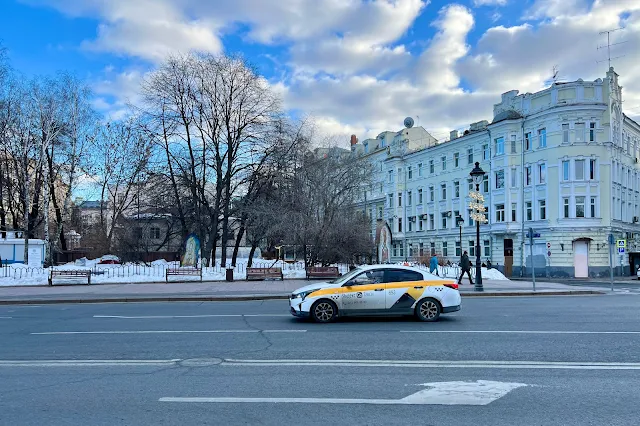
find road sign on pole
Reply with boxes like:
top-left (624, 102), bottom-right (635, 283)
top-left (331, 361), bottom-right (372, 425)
top-left (617, 240), bottom-right (626, 248)
top-left (529, 227), bottom-right (536, 292)
top-left (618, 247), bottom-right (625, 254)
top-left (546, 242), bottom-right (551, 249)
top-left (609, 233), bottom-right (614, 292)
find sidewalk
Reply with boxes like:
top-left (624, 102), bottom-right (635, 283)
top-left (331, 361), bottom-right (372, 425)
top-left (0, 279), bottom-right (604, 305)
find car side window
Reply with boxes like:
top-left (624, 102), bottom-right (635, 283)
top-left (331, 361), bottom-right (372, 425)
top-left (384, 269), bottom-right (423, 283)
top-left (346, 270), bottom-right (384, 286)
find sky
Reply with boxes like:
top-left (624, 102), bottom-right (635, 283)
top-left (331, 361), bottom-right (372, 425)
top-left (1, 0), bottom-right (640, 144)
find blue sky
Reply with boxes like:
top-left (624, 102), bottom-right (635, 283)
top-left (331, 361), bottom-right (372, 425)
top-left (2, 0), bottom-right (639, 140)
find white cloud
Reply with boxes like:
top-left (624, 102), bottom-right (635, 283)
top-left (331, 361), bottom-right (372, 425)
top-left (29, 0), bottom-right (640, 143)
top-left (473, 0), bottom-right (508, 6)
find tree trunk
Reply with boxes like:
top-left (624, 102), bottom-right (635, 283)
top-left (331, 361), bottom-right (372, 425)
top-left (248, 242), bottom-right (258, 268)
top-left (231, 215), bottom-right (246, 267)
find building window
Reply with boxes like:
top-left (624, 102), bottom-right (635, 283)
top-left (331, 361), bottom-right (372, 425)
top-left (575, 196), bottom-right (585, 218)
top-left (484, 240), bottom-right (491, 257)
top-left (454, 152), bottom-right (459, 168)
top-left (419, 217), bottom-right (424, 231)
top-left (590, 197), bottom-right (597, 217)
top-left (398, 218), bottom-right (403, 232)
top-left (441, 184), bottom-right (447, 200)
top-left (495, 170), bottom-right (505, 189)
top-left (468, 209), bottom-right (473, 226)
top-left (538, 163), bottom-right (546, 184)
top-left (441, 213), bottom-right (448, 228)
top-left (495, 204), bottom-right (505, 222)
top-left (429, 186), bottom-right (434, 202)
top-left (511, 203), bottom-right (517, 222)
top-left (430, 242), bottom-right (436, 256)
top-left (388, 170), bottom-right (393, 183)
top-left (393, 244), bottom-right (397, 257)
top-left (483, 143), bottom-right (489, 160)
top-left (429, 160), bottom-right (434, 174)
top-left (408, 166), bottom-right (413, 180)
top-left (455, 241), bottom-right (461, 257)
top-left (563, 198), bottom-right (570, 218)
top-left (495, 137), bottom-right (504, 155)
top-left (454, 181), bottom-right (460, 198)
top-left (510, 135), bottom-right (517, 153)
top-left (468, 178), bottom-right (473, 192)
top-left (538, 128), bottom-right (547, 148)
top-left (483, 175), bottom-right (489, 193)
top-left (575, 159), bottom-right (585, 180)
top-left (539, 200), bottom-right (546, 220)
top-left (407, 191), bottom-right (412, 206)
top-left (562, 160), bottom-right (570, 181)
top-left (399, 244), bottom-right (404, 258)
top-left (442, 156), bottom-right (447, 171)
top-left (418, 189), bottom-right (423, 204)
top-left (408, 218), bottom-right (413, 232)
top-left (418, 163), bottom-right (423, 177)
top-left (589, 159), bottom-right (596, 180)
top-left (378, 206), bottom-right (383, 219)
top-left (562, 123), bottom-right (569, 143)
top-left (575, 123), bottom-right (585, 143)
top-left (526, 201), bottom-right (532, 221)
top-left (442, 242), bottom-right (448, 257)
top-left (388, 193), bottom-right (393, 207)
top-left (525, 132), bottom-right (531, 151)
top-left (525, 166), bottom-right (532, 186)
top-left (419, 242), bottom-right (424, 257)
top-left (510, 167), bottom-right (517, 188)
top-left (398, 193), bottom-right (402, 207)
top-left (429, 214), bottom-right (435, 230)
top-left (589, 122), bottom-right (596, 142)
top-left (467, 148), bottom-right (473, 164)
top-left (469, 241), bottom-right (475, 257)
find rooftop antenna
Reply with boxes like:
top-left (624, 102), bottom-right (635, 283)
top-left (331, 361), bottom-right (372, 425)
top-left (597, 28), bottom-right (627, 69)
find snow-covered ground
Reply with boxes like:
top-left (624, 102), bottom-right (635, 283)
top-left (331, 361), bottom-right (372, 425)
top-left (0, 257), bottom-right (507, 287)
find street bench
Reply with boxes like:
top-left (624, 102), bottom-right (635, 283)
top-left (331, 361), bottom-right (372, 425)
top-left (49, 270), bottom-right (91, 286)
top-left (306, 266), bottom-right (340, 280)
top-left (246, 267), bottom-right (283, 281)
top-left (165, 267), bottom-right (203, 282)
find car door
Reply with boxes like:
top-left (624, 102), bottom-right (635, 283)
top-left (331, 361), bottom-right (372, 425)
top-left (340, 269), bottom-right (386, 313)
top-left (384, 269), bottom-right (426, 312)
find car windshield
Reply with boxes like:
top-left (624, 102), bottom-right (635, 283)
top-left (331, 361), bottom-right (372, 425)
top-left (328, 267), bottom-right (363, 284)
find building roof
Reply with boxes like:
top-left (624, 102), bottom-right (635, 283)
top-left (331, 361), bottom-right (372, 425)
top-left (491, 110), bottom-right (523, 124)
top-left (79, 201), bottom-right (104, 209)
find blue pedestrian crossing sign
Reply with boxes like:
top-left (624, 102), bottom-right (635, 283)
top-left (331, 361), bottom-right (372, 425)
top-left (617, 240), bottom-right (626, 249)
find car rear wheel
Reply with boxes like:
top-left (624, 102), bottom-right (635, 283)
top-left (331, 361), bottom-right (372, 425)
top-left (415, 298), bottom-right (441, 322)
top-left (311, 300), bottom-right (338, 323)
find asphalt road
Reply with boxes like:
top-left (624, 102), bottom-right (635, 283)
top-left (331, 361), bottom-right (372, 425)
top-left (1, 295), bottom-right (640, 425)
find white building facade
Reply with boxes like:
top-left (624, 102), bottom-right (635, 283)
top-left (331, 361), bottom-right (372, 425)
top-left (354, 67), bottom-right (640, 278)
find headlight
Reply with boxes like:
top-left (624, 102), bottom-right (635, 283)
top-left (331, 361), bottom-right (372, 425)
top-left (292, 289), bottom-right (320, 301)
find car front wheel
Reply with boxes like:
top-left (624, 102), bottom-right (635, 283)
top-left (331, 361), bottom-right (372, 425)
top-left (311, 300), bottom-right (338, 323)
top-left (415, 298), bottom-right (441, 322)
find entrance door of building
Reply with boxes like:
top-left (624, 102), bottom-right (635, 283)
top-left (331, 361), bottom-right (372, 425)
top-left (573, 241), bottom-right (589, 278)
top-left (503, 238), bottom-right (513, 277)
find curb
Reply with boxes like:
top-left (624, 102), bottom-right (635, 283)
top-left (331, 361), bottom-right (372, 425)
top-left (0, 290), bottom-right (604, 305)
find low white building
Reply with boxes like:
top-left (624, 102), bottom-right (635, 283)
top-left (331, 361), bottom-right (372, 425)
top-left (0, 231), bottom-right (45, 266)
top-left (354, 67), bottom-right (640, 278)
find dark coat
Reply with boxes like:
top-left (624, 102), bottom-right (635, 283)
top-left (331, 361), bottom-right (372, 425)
top-left (460, 253), bottom-right (471, 271)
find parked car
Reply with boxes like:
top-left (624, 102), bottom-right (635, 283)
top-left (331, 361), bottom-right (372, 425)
top-left (98, 255), bottom-right (121, 265)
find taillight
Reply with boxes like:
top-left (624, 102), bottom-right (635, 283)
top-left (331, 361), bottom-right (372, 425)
top-left (444, 283), bottom-right (459, 290)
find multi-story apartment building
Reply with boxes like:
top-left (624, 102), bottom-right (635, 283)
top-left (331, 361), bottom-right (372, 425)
top-left (354, 67), bottom-right (640, 278)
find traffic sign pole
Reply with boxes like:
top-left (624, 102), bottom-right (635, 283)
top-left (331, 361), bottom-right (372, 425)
top-left (609, 233), bottom-right (614, 292)
top-left (529, 227), bottom-right (536, 292)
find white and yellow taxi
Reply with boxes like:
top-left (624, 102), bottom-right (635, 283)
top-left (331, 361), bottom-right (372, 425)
top-left (290, 265), bottom-right (460, 322)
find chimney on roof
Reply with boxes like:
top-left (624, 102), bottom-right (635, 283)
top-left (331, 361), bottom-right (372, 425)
top-left (450, 130), bottom-right (459, 140)
top-left (350, 134), bottom-right (358, 146)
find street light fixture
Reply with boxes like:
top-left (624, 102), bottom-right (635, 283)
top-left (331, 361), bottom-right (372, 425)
top-left (456, 215), bottom-right (465, 256)
top-left (469, 162), bottom-right (486, 291)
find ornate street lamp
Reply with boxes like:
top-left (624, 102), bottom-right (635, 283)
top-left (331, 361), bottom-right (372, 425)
top-left (469, 162), bottom-right (486, 291)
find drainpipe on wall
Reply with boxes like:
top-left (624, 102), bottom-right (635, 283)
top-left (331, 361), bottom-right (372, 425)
top-left (520, 119), bottom-right (526, 277)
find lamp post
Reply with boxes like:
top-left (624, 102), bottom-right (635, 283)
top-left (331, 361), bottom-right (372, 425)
top-left (469, 162), bottom-right (486, 291)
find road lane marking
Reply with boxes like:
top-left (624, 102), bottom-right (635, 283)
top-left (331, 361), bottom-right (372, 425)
top-left (0, 316), bottom-right (12, 319)
top-left (93, 314), bottom-right (289, 319)
top-left (400, 330), bottom-right (640, 335)
top-left (220, 359), bottom-right (640, 370)
top-left (160, 380), bottom-right (526, 406)
top-left (31, 329), bottom-right (307, 335)
top-left (0, 359), bottom-right (180, 367)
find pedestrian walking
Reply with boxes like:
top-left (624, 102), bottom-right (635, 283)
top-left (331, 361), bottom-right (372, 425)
top-left (429, 254), bottom-right (439, 276)
top-left (458, 251), bottom-right (474, 285)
